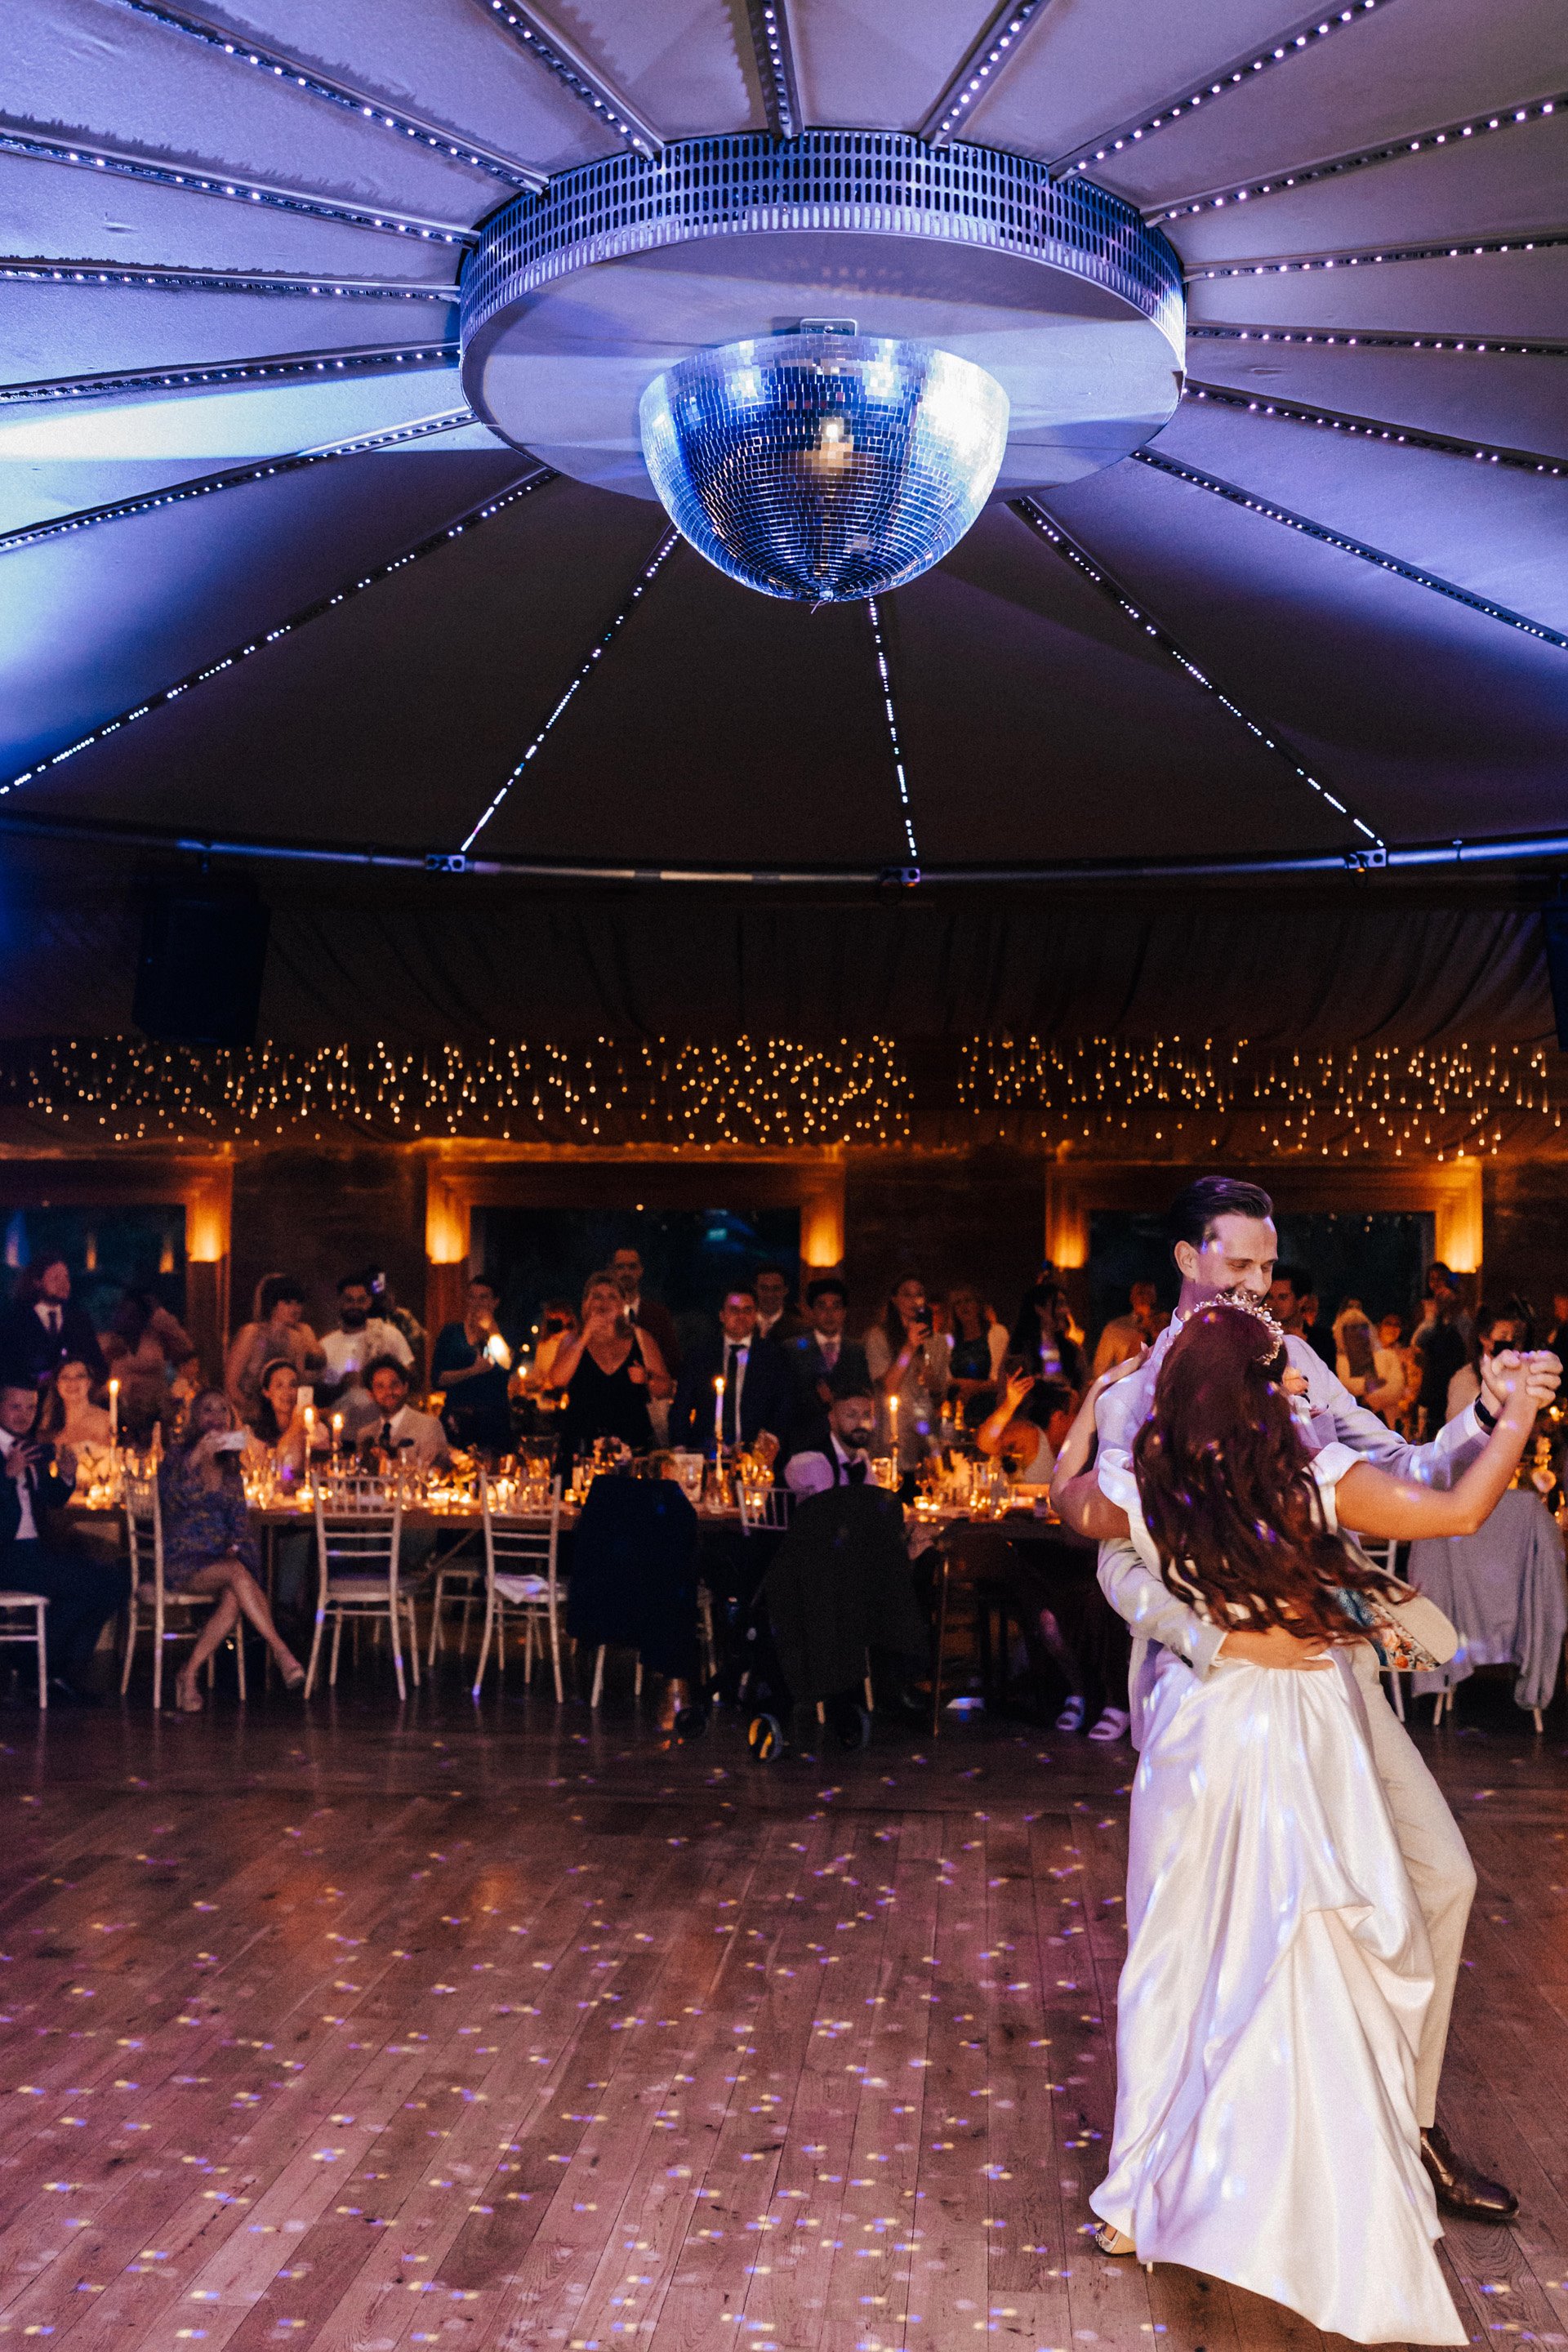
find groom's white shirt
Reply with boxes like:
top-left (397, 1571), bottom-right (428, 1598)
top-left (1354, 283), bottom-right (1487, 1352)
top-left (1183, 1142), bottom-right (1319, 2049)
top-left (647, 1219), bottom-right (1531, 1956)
top-left (1094, 1312), bottom-right (1489, 1740)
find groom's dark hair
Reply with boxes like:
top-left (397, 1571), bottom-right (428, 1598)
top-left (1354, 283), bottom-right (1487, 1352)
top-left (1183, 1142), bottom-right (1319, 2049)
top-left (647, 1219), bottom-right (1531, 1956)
top-left (1166, 1176), bottom-right (1274, 1253)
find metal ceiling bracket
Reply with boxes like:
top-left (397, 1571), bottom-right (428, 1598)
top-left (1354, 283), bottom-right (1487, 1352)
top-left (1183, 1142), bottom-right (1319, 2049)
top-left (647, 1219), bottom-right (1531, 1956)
top-left (0, 259), bottom-right (457, 300)
top-left (466, 0), bottom-right (662, 154)
top-left (0, 342), bottom-right (459, 408)
top-left (918, 0), bottom-right (1055, 146)
top-left (742, 0), bottom-right (802, 140)
top-left (1183, 378), bottom-right (1565, 473)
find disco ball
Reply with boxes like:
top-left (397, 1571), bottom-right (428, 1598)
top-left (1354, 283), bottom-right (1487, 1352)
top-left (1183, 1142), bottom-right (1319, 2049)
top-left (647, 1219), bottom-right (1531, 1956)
top-left (638, 333), bottom-right (1009, 603)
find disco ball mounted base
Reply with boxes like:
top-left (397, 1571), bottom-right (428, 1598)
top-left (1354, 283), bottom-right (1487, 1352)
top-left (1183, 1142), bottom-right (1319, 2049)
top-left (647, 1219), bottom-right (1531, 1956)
top-left (461, 131), bottom-right (1185, 604)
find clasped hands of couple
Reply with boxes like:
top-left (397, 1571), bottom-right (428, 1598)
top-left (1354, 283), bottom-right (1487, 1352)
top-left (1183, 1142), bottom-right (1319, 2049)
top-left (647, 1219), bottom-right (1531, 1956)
top-left (1087, 1334), bottom-right (1561, 1673)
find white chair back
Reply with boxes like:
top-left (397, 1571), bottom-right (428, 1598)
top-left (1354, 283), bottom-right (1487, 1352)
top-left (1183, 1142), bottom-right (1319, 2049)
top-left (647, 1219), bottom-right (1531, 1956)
top-left (473, 1474), bottom-right (564, 1699)
top-left (305, 1485), bottom-right (411, 1699)
top-left (737, 1484), bottom-right (791, 1534)
top-left (123, 1472), bottom-right (163, 1591)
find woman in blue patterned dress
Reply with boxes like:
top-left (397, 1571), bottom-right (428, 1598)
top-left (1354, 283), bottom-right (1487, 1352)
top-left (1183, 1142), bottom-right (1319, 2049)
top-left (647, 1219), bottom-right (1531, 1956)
top-left (157, 1388), bottom-right (305, 1711)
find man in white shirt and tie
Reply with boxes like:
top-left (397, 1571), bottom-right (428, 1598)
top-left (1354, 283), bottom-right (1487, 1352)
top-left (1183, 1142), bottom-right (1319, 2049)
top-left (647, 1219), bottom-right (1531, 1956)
top-left (672, 1287), bottom-right (793, 1457)
top-left (784, 1371), bottom-right (879, 1496)
top-left (784, 1278), bottom-right (873, 1427)
top-left (357, 1357), bottom-right (450, 1472)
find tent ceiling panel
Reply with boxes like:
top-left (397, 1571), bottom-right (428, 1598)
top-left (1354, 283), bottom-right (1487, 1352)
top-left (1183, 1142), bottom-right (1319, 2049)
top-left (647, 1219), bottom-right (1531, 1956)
top-left (1185, 338), bottom-right (1568, 465)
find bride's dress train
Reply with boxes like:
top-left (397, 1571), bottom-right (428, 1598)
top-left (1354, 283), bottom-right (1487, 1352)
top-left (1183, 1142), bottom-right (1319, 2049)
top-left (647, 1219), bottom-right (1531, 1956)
top-left (1091, 1639), bottom-right (1465, 2345)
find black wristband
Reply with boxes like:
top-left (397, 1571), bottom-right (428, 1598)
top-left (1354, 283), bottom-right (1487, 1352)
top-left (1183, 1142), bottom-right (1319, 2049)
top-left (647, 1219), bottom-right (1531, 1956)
top-left (1475, 1397), bottom-right (1498, 1432)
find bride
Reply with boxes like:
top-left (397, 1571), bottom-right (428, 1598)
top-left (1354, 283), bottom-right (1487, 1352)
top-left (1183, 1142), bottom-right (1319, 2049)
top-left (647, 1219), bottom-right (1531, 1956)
top-left (1086, 1295), bottom-right (1543, 2346)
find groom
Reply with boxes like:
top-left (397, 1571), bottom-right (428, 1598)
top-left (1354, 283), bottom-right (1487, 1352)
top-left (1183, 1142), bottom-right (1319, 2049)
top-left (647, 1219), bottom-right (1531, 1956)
top-left (1056, 1174), bottom-right (1555, 2225)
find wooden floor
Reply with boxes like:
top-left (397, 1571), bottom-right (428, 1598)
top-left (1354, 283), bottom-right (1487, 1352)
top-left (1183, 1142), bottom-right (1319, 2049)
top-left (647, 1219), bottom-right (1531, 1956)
top-left (2, 1663), bottom-right (1567, 2352)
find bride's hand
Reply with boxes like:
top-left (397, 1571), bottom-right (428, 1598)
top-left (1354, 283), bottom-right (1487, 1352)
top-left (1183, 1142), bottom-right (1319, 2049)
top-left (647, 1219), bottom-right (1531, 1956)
top-left (1090, 1346), bottom-right (1148, 1399)
top-left (1218, 1624), bottom-right (1335, 1670)
top-left (1484, 1348), bottom-right (1561, 1417)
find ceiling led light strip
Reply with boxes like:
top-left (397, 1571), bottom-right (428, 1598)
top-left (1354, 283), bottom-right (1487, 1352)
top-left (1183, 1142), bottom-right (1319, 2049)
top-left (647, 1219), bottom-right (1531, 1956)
top-left (458, 529), bottom-right (681, 853)
top-left (473, 1), bottom-right (661, 154)
top-left (1055, 0), bottom-right (1393, 175)
top-left (0, 127), bottom-right (476, 244)
top-left (1149, 91), bottom-right (1564, 221)
top-left (0, 343), bottom-right (459, 408)
top-left (1130, 448), bottom-right (1568, 652)
top-left (2, 467), bottom-right (557, 795)
top-left (866, 599), bottom-right (918, 862)
top-left (742, 1), bottom-right (801, 140)
top-left (920, 0), bottom-right (1053, 145)
top-left (1010, 494), bottom-right (1384, 849)
top-left (113, 0), bottom-right (543, 189)
top-left (0, 408), bottom-right (476, 558)
top-left (1189, 324), bottom-right (1568, 358)
top-left (1192, 233), bottom-right (1568, 278)
top-left (0, 261), bottom-right (456, 301)
top-left (1185, 380), bottom-right (1565, 473)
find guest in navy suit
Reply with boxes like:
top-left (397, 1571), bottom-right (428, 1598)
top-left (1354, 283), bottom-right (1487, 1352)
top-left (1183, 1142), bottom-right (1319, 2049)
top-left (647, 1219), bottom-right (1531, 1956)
top-left (0, 1369), bottom-right (126, 1700)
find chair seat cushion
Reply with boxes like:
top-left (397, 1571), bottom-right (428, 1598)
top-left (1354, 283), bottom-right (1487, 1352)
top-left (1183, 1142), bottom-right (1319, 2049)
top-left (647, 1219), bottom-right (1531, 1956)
top-left (495, 1574), bottom-right (550, 1604)
top-left (327, 1576), bottom-right (402, 1601)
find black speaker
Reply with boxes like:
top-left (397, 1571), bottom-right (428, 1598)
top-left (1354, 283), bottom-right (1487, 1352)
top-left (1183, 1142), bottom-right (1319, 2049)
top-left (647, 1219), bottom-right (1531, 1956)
top-left (1545, 906), bottom-right (1568, 1052)
top-left (133, 882), bottom-right (270, 1047)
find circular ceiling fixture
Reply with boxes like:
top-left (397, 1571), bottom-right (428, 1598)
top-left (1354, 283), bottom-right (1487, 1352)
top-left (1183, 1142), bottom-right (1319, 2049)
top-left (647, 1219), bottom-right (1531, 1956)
top-left (639, 332), bottom-right (1009, 601)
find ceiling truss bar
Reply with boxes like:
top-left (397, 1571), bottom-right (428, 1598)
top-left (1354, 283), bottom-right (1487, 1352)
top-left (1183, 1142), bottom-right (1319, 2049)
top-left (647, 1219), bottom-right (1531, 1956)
top-left (0, 259), bottom-right (456, 301)
top-left (1189, 323), bottom-right (1568, 358)
top-left (742, 1), bottom-right (802, 140)
top-left (109, 0), bottom-right (544, 189)
top-left (1053, 0), bottom-right (1399, 176)
top-left (866, 597), bottom-right (918, 863)
top-left (467, 0), bottom-right (662, 154)
top-left (1189, 230), bottom-right (1568, 281)
top-left (1009, 493), bottom-right (1384, 851)
top-left (917, 0), bottom-right (1055, 146)
top-left (1147, 88), bottom-right (1563, 224)
top-left (1184, 377), bottom-right (1566, 472)
top-left (13, 805), bottom-right (1568, 884)
top-left (0, 123), bottom-right (476, 246)
top-left (1130, 446), bottom-right (1568, 650)
top-left (458, 528), bottom-right (682, 853)
top-left (0, 409), bottom-right (477, 559)
top-left (2, 466), bottom-right (557, 797)
top-left (0, 341), bottom-right (458, 408)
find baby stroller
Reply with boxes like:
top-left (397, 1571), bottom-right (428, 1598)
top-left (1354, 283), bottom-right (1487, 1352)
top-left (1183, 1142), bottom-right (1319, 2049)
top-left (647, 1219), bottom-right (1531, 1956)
top-left (743, 1483), bottom-right (928, 1760)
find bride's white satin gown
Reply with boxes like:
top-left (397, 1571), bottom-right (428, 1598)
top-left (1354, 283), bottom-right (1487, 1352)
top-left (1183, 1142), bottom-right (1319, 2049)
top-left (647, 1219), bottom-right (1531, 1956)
top-left (1091, 1638), bottom-right (1466, 2345)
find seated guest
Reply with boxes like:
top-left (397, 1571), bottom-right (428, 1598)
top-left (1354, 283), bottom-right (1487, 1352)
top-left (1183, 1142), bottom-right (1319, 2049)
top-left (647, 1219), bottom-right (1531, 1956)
top-left (359, 1355), bottom-right (451, 1472)
top-left (430, 1275), bottom-right (515, 1455)
top-left (2, 1255), bottom-right (107, 1385)
top-left (609, 1246), bottom-right (682, 1374)
top-left (786, 1278), bottom-right (871, 1423)
top-left (40, 1356), bottom-right (113, 1467)
top-left (225, 1276), bottom-right (325, 1427)
top-left (1007, 1281), bottom-right (1086, 1396)
top-left (1091, 1281), bottom-right (1160, 1378)
top-left (755, 1267), bottom-right (805, 1345)
top-left (546, 1272), bottom-right (670, 1459)
top-left (975, 1374), bottom-right (1076, 1484)
top-left (865, 1278), bottom-right (951, 1467)
top-left (0, 1368), bottom-right (127, 1701)
top-left (672, 1285), bottom-right (793, 1459)
top-left (947, 1283), bottom-right (1006, 1402)
top-left (158, 1389), bottom-right (305, 1710)
top-left (101, 1288), bottom-right (194, 1440)
top-left (318, 1271), bottom-right (414, 1414)
top-left (785, 1366), bottom-right (880, 1494)
top-left (245, 1356), bottom-right (329, 1486)
top-left (1446, 1298), bottom-right (1529, 1423)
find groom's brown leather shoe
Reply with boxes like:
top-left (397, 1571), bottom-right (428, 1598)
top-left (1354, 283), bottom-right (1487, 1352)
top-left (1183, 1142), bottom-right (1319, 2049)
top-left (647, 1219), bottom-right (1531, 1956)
top-left (1421, 2124), bottom-right (1519, 2221)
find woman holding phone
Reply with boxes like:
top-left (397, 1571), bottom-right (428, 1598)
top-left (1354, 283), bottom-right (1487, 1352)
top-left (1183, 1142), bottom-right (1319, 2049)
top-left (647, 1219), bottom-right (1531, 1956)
top-left (158, 1388), bottom-right (305, 1710)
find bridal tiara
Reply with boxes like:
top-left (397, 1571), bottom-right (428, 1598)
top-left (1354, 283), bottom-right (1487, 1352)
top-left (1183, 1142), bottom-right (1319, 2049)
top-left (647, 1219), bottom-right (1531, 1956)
top-left (1206, 1290), bottom-right (1288, 1348)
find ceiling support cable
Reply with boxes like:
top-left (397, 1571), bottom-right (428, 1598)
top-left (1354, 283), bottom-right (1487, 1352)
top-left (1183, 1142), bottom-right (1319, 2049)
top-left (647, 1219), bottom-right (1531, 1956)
top-left (1, 467), bottom-right (558, 798)
top-left (457, 529), bottom-right (682, 854)
top-left (1009, 494), bottom-right (1385, 853)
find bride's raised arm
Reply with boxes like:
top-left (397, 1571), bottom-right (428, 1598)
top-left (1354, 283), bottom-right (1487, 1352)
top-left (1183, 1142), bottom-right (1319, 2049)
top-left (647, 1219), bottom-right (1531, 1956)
top-left (1336, 1355), bottom-right (1553, 1541)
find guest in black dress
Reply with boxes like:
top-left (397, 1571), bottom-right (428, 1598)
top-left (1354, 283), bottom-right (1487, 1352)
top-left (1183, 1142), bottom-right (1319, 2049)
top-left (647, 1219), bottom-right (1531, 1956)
top-left (545, 1272), bottom-right (672, 1460)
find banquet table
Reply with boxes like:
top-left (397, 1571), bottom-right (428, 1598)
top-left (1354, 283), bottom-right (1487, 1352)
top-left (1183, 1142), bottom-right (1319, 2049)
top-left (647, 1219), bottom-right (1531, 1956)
top-left (1405, 1487), bottom-right (1568, 1718)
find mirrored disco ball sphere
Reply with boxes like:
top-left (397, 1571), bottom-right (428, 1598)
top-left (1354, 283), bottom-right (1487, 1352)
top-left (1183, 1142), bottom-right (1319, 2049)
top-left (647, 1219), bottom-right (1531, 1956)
top-left (639, 333), bottom-right (1009, 603)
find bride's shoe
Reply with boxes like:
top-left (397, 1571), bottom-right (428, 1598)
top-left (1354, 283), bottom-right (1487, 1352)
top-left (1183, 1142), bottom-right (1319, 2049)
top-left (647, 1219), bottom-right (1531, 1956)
top-left (1092, 2223), bottom-right (1143, 2261)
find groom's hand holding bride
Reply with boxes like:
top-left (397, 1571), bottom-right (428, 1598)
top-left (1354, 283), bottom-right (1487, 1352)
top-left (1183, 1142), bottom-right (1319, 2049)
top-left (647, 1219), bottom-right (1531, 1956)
top-left (1481, 1345), bottom-right (1561, 1417)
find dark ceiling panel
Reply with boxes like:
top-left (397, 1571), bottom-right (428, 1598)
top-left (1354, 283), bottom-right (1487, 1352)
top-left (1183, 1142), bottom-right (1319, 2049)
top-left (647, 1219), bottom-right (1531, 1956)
top-left (1185, 336), bottom-right (1568, 462)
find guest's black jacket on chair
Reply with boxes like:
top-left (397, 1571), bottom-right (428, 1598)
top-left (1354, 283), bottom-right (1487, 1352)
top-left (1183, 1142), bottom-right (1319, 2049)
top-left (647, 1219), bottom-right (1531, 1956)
top-left (671, 1335), bottom-right (795, 1451)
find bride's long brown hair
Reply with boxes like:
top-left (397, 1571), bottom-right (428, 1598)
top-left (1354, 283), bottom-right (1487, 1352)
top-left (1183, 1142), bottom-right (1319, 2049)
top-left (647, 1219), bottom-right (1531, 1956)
top-left (1133, 1300), bottom-right (1401, 1640)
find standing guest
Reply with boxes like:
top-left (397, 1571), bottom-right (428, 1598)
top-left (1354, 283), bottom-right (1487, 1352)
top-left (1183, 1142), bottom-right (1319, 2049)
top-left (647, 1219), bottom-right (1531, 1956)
top-left (1374, 1311), bottom-right (1414, 1428)
top-left (1446, 1299), bottom-right (1530, 1424)
top-left (1266, 1263), bottom-right (1339, 1366)
top-left (1547, 1286), bottom-right (1568, 1361)
top-left (974, 1374), bottom-right (1076, 1484)
top-left (318, 1272), bottom-right (413, 1417)
top-left (158, 1390), bottom-right (305, 1711)
top-left (2, 1255), bottom-right (107, 1385)
top-left (1091, 1281), bottom-right (1160, 1379)
top-left (430, 1275), bottom-right (515, 1455)
top-left (525, 1300), bottom-right (580, 1393)
top-left (786, 1278), bottom-right (871, 1418)
top-left (755, 1267), bottom-right (805, 1345)
top-left (947, 1283), bottom-right (1007, 1401)
top-left (673, 1285), bottom-right (793, 1457)
top-left (609, 1247), bottom-right (682, 1374)
top-left (368, 1270), bottom-right (425, 1359)
top-left (359, 1356), bottom-right (451, 1472)
top-left (1007, 1281), bottom-right (1086, 1396)
top-left (225, 1276), bottom-right (325, 1427)
top-left (1334, 1303), bottom-right (1405, 1423)
top-left (0, 1370), bottom-right (126, 1700)
top-left (39, 1357), bottom-right (113, 1460)
top-left (1411, 1262), bottom-right (1471, 1434)
top-left (866, 1278), bottom-right (952, 1467)
top-left (546, 1272), bottom-right (668, 1459)
top-left (244, 1357), bottom-right (329, 1486)
top-left (101, 1288), bottom-right (194, 1439)
top-left (785, 1367), bottom-right (880, 1495)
